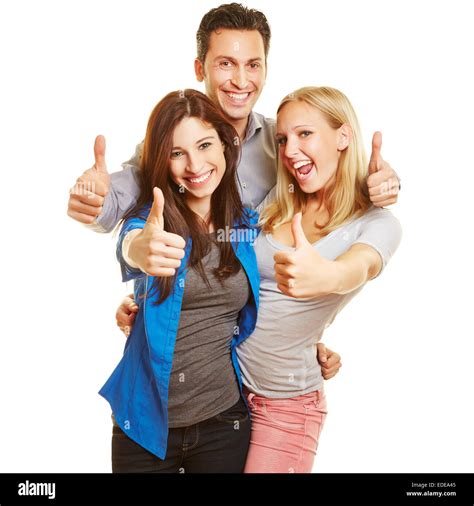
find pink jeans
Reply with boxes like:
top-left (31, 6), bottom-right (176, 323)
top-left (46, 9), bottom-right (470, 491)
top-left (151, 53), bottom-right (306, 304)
top-left (243, 387), bottom-right (328, 473)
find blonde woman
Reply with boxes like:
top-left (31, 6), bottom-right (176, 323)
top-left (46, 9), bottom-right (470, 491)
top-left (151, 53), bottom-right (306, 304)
top-left (237, 87), bottom-right (402, 473)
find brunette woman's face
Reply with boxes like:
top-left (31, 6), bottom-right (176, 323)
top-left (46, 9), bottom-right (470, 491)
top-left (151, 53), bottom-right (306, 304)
top-left (276, 101), bottom-right (347, 194)
top-left (169, 117), bottom-right (226, 205)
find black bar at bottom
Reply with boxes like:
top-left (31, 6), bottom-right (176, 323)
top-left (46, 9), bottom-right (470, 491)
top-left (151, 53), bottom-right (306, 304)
top-left (0, 473), bottom-right (472, 506)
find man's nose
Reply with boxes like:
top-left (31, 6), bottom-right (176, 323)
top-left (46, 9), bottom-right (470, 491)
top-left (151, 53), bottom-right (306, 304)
top-left (230, 66), bottom-right (249, 89)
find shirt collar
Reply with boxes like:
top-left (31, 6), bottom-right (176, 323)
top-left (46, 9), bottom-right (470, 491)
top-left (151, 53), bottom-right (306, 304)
top-left (244, 111), bottom-right (263, 142)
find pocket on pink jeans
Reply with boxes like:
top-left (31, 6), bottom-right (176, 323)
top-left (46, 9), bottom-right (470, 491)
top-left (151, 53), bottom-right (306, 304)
top-left (260, 402), bottom-right (306, 431)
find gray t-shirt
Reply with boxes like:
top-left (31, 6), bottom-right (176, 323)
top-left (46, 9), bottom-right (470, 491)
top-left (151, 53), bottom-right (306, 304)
top-left (167, 235), bottom-right (250, 427)
top-left (237, 206), bottom-right (402, 398)
top-left (93, 112), bottom-right (277, 233)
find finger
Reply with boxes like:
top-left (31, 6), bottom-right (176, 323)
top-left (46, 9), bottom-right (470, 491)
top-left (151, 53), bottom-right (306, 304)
top-left (368, 180), bottom-right (399, 198)
top-left (163, 231), bottom-right (186, 250)
top-left (368, 131), bottom-right (382, 175)
top-left (316, 342), bottom-right (328, 363)
top-left (147, 187), bottom-right (165, 229)
top-left (274, 263), bottom-right (295, 277)
top-left (274, 251), bottom-right (294, 265)
top-left (291, 212), bottom-right (310, 249)
top-left (147, 267), bottom-right (176, 277)
top-left (116, 310), bottom-right (136, 328)
top-left (66, 208), bottom-right (97, 225)
top-left (149, 256), bottom-right (182, 269)
top-left (69, 186), bottom-right (106, 206)
top-left (367, 164), bottom-right (396, 189)
top-left (93, 135), bottom-right (108, 174)
top-left (372, 197), bottom-right (398, 208)
top-left (325, 351), bottom-right (342, 370)
top-left (72, 174), bottom-right (109, 197)
top-left (369, 188), bottom-right (399, 203)
top-left (275, 273), bottom-right (295, 287)
top-left (160, 245), bottom-right (186, 260)
top-left (68, 196), bottom-right (103, 216)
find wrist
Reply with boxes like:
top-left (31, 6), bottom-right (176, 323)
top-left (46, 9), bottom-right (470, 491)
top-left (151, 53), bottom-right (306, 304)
top-left (122, 229), bottom-right (142, 270)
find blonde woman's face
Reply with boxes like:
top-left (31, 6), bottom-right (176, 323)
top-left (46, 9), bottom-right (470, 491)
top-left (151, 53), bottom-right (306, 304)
top-left (276, 101), bottom-right (343, 194)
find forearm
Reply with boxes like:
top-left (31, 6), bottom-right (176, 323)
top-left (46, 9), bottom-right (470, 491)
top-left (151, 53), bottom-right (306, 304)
top-left (332, 244), bottom-right (382, 295)
top-left (93, 167), bottom-right (141, 233)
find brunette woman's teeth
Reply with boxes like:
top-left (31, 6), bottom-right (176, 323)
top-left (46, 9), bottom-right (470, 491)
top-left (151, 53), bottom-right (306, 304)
top-left (187, 170), bottom-right (213, 184)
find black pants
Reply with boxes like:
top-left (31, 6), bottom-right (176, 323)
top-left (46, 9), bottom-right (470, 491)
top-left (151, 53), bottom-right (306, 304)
top-left (111, 397), bottom-right (251, 473)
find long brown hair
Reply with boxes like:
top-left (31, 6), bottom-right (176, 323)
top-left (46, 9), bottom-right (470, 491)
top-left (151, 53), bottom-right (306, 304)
top-left (122, 89), bottom-right (244, 303)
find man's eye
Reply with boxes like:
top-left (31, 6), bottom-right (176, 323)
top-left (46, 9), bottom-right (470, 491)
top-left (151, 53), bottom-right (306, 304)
top-left (249, 62), bottom-right (260, 69)
top-left (220, 61), bottom-right (232, 68)
top-left (300, 131), bottom-right (312, 138)
top-left (276, 137), bottom-right (287, 146)
top-left (171, 151), bottom-right (183, 158)
top-left (199, 142), bottom-right (211, 150)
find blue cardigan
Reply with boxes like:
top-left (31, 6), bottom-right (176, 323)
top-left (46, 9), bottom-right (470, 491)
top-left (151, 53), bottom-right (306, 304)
top-left (99, 206), bottom-right (260, 460)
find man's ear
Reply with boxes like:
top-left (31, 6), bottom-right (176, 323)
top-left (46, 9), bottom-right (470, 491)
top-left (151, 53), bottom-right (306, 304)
top-left (194, 58), bottom-right (205, 82)
top-left (337, 124), bottom-right (352, 151)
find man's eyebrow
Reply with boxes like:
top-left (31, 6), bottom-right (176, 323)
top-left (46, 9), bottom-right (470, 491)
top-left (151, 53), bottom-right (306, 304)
top-left (213, 56), bottom-right (263, 63)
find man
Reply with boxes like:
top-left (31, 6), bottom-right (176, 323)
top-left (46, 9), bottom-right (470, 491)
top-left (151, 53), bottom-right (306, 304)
top-left (68, 3), bottom-right (399, 378)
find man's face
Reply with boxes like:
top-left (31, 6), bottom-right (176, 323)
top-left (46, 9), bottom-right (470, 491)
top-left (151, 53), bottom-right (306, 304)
top-left (195, 29), bottom-right (267, 123)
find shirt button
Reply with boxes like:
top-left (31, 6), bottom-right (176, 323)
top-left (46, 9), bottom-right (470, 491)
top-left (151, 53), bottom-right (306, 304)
top-left (242, 182), bottom-right (247, 188)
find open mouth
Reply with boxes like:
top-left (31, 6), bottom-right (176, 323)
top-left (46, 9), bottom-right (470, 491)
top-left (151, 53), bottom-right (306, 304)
top-left (184, 169), bottom-right (214, 187)
top-left (291, 159), bottom-right (316, 182)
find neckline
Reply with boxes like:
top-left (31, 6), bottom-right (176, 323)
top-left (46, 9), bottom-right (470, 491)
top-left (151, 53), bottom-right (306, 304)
top-left (265, 210), bottom-right (370, 251)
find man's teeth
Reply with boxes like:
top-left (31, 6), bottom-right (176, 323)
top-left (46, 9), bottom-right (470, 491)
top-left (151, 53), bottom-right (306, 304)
top-left (188, 170), bottom-right (212, 184)
top-left (293, 160), bottom-right (312, 170)
top-left (227, 92), bottom-right (250, 101)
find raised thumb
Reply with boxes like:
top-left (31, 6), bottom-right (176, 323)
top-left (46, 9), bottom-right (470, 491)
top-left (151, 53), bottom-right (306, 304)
top-left (93, 135), bottom-right (108, 174)
top-left (147, 187), bottom-right (165, 229)
top-left (291, 212), bottom-right (309, 249)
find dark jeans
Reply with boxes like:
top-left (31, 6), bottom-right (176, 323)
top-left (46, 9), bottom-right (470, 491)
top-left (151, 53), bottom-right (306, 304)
top-left (111, 397), bottom-right (251, 473)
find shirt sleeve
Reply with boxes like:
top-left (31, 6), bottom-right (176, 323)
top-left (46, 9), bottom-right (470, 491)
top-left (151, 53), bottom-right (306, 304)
top-left (352, 207), bottom-right (402, 278)
top-left (116, 206), bottom-right (150, 282)
top-left (89, 142), bottom-right (144, 233)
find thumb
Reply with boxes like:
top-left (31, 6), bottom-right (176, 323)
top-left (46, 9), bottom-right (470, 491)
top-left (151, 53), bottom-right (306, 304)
top-left (368, 131), bottom-right (383, 175)
top-left (147, 187), bottom-right (165, 229)
top-left (291, 212), bottom-right (310, 249)
top-left (317, 342), bottom-right (328, 363)
top-left (93, 135), bottom-right (108, 174)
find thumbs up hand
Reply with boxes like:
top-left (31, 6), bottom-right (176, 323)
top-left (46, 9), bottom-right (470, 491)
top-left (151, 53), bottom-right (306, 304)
top-left (367, 131), bottom-right (399, 208)
top-left (273, 213), bottom-right (341, 298)
top-left (67, 135), bottom-right (111, 224)
top-left (126, 188), bottom-right (186, 277)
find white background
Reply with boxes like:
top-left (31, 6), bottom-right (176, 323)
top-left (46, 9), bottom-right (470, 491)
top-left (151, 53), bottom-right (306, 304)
top-left (0, 0), bottom-right (473, 473)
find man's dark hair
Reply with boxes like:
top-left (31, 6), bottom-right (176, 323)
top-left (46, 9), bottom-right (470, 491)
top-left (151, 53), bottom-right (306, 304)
top-left (196, 3), bottom-right (271, 63)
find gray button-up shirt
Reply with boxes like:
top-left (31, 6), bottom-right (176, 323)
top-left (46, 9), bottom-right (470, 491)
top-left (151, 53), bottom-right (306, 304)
top-left (94, 111), bottom-right (277, 233)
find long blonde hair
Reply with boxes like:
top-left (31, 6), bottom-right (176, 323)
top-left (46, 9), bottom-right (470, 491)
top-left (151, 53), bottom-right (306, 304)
top-left (260, 86), bottom-right (372, 235)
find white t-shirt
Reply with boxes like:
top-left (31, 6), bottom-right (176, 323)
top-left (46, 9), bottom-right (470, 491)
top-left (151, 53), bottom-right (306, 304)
top-left (237, 206), bottom-right (402, 398)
